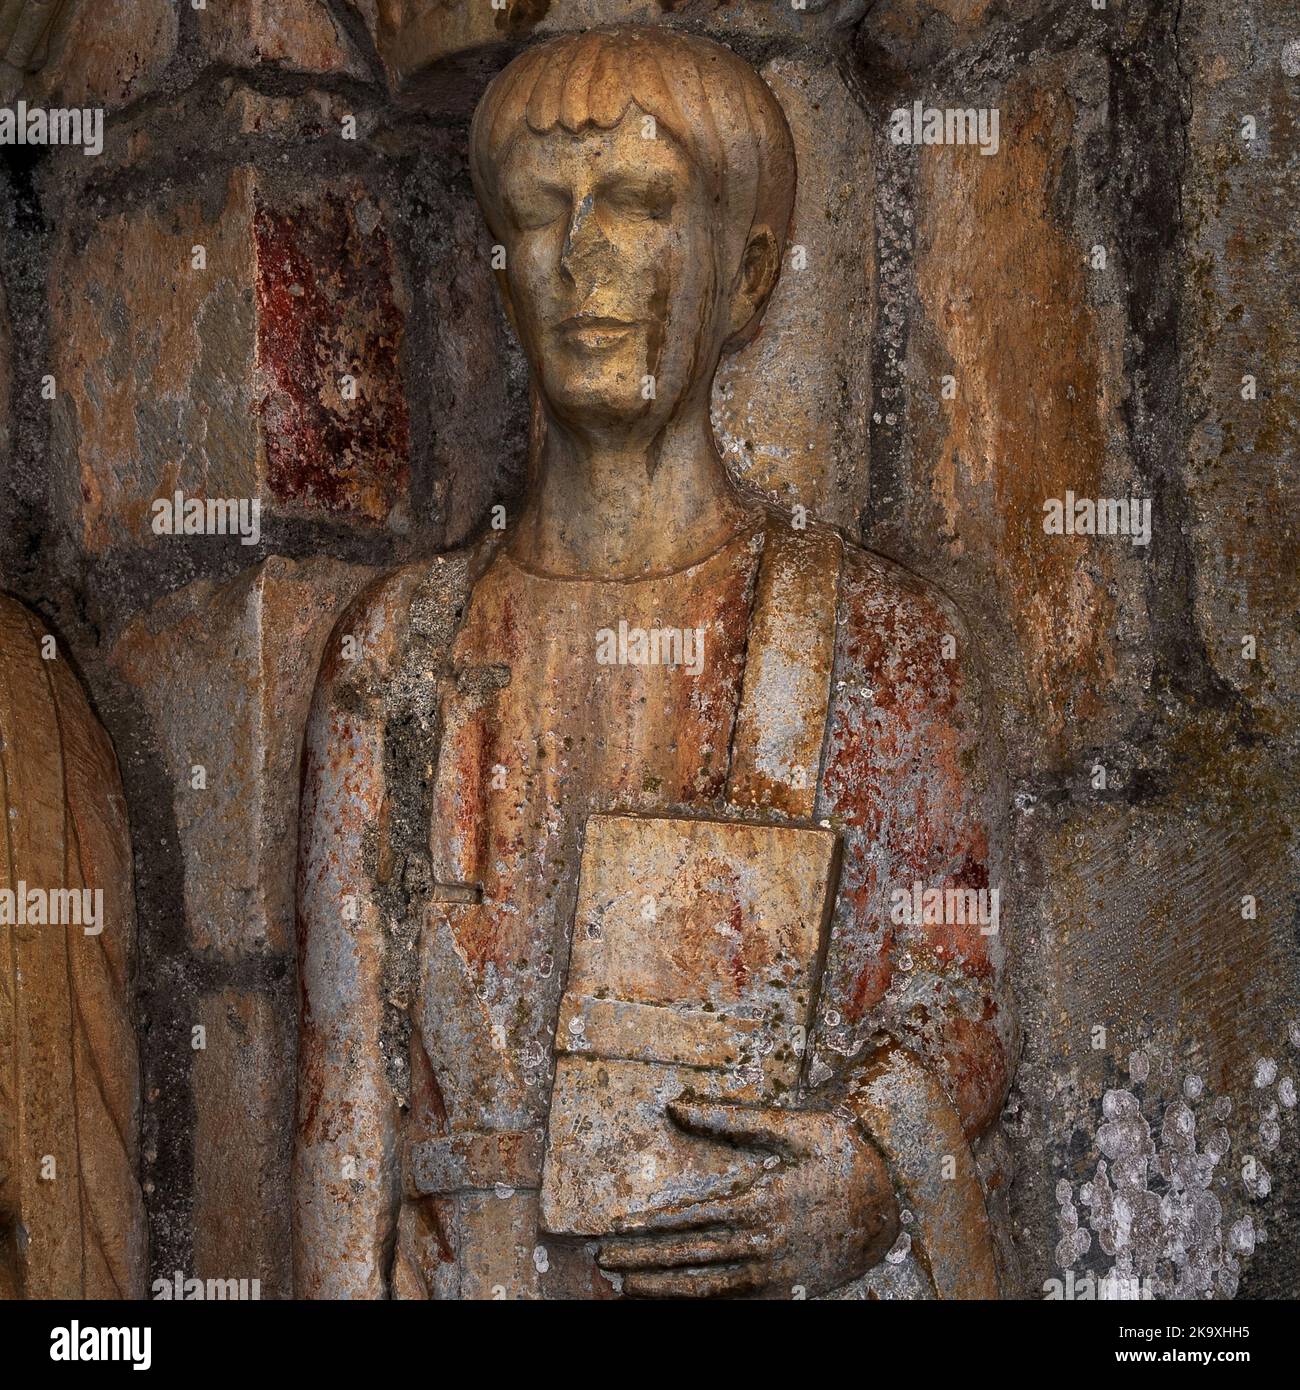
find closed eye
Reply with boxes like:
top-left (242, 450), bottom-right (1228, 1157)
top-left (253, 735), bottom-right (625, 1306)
top-left (504, 185), bottom-right (570, 231)
top-left (600, 178), bottom-right (675, 222)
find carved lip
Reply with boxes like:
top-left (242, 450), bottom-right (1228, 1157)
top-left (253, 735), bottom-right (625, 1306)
top-left (558, 314), bottom-right (639, 345)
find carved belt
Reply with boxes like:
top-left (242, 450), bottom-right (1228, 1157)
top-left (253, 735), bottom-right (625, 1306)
top-left (406, 1128), bottom-right (544, 1197)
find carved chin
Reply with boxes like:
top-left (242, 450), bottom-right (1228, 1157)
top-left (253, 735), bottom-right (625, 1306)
top-left (543, 364), bottom-right (654, 420)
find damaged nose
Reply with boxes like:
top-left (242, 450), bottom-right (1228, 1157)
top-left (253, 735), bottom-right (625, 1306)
top-left (560, 191), bottom-right (607, 283)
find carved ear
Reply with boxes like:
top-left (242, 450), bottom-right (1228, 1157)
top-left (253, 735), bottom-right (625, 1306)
top-left (724, 224), bottom-right (782, 352)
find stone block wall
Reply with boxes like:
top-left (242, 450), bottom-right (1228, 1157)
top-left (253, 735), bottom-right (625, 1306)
top-left (0, 0), bottom-right (1295, 1299)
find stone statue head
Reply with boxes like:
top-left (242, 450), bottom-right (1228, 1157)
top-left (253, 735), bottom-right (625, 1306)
top-left (469, 26), bottom-right (796, 435)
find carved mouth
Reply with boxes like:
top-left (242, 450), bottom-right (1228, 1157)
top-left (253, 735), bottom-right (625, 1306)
top-left (558, 315), bottom-right (639, 346)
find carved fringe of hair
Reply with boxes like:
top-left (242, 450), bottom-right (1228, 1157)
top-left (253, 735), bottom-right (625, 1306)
top-left (471, 26), bottom-right (797, 241)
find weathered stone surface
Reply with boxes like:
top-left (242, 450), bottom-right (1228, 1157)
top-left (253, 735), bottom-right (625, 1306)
top-left (427, 195), bottom-right (524, 544)
top-left (1181, 0), bottom-right (1300, 722)
top-left (713, 58), bottom-right (873, 528)
top-left (254, 182), bottom-right (412, 521)
top-left (107, 556), bottom-right (372, 958)
top-left (49, 169), bottom-right (412, 551)
top-left (1010, 738), bottom-right (1300, 1295)
top-left (22, 0), bottom-right (177, 111)
top-left (0, 273), bottom-right (10, 468)
top-left (49, 170), bottom-right (259, 553)
top-left (217, 81), bottom-right (364, 144)
top-left (349, 0), bottom-right (868, 101)
top-left (541, 813), bottom-right (840, 1234)
top-left (192, 989), bottom-right (293, 1297)
top-left (196, 0), bottom-right (366, 77)
top-left (900, 61), bottom-right (1149, 773)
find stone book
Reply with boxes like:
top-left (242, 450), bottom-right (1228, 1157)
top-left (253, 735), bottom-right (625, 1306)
top-left (539, 812), bottom-right (841, 1238)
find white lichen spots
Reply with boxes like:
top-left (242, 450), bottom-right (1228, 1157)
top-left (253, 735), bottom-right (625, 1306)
top-left (1279, 1077), bottom-right (1297, 1109)
top-left (1288, 1020), bottom-right (1300, 1049)
top-left (1254, 1057), bottom-right (1278, 1088)
top-left (1056, 1227), bottom-right (1091, 1267)
top-left (1241, 1158), bottom-right (1271, 1199)
top-left (1098, 1089), bottom-right (1153, 1164)
top-left (885, 1231), bottom-right (911, 1264)
top-left (1162, 1099), bottom-right (1196, 1148)
top-left (1103, 1088), bottom-right (1142, 1120)
top-left (1227, 1218), bottom-right (1255, 1257)
top-left (494, 1183), bottom-right (515, 1200)
top-left (532, 1244), bottom-right (550, 1274)
top-left (1056, 1051), bottom-right (1290, 1302)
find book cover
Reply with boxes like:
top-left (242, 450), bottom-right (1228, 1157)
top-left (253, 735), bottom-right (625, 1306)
top-left (539, 812), bottom-right (840, 1237)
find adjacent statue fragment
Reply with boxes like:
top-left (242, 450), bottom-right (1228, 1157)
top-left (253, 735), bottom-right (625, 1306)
top-left (0, 594), bottom-right (146, 1299)
top-left (295, 25), bottom-right (1015, 1299)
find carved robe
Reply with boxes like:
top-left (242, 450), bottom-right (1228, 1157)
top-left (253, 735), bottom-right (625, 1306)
top-left (0, 593), bottom-right (145, 1299)
top-left (294, 509), bottom-right (1014, 1298)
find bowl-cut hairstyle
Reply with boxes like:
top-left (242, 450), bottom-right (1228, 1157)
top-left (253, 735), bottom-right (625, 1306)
top-left (469, 25), bottom-right (797, 268)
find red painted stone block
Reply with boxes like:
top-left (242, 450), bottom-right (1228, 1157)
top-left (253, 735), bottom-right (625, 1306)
top-left (254, 189), bottom-right (411, 520)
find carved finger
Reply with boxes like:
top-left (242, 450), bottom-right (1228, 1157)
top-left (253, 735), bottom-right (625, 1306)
top-left (667, 1100), bottom-right (808, 1158)
top-left (620, 1262), bottom-right (768, 1300)
top-left (613, 1185), bottom-right (765, 1235)
top-left (598, 1230), bottom-right (771, 1270)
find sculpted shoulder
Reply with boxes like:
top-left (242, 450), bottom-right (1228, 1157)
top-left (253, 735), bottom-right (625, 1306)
top-left (832, 530), bottom-right (989, 746)
top-left (748, 509), bottom-right (984, 725)
top-left (310, 539), bottom-right (495, 710)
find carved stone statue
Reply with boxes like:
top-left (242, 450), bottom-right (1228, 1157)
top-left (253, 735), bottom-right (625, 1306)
top-left (294, 25), bottom-right (1014, 1299)
top-left (0, 593), bottom-right (145, 1299)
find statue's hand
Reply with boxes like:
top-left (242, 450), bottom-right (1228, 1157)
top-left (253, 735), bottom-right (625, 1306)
top-left (596, 1100), bottom-right (899, 1299)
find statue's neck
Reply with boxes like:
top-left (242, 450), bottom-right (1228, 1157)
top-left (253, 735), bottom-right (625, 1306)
top-left (505, 400), bottom-right (753, 580)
